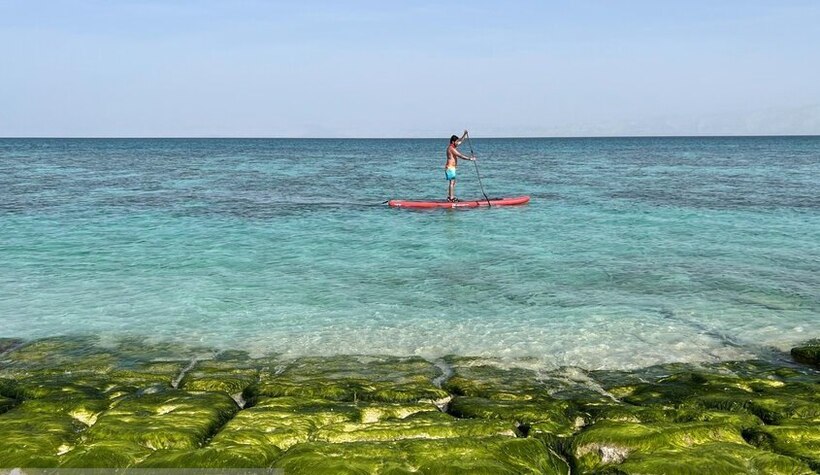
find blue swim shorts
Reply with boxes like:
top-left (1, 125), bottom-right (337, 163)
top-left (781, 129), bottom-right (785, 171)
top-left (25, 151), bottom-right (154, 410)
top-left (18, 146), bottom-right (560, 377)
top-left (445, 167), bottom-right (456, 181)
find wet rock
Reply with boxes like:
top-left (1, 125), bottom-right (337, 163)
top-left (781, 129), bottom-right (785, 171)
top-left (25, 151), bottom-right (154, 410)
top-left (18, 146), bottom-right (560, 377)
top-left (0, 336), bottom-right (110, 371)
top-left (257, 355), bottom-right (448, 403)
top-left (312, 411), bottom-right (517, 443)
top-left (611, 441), bottom-right (813, 475)
top-left (60, 440), bottom-right (153, 468)
top-left (0, 337), bottom-right (23, 356)
top-left (207, 397), bottom-right (361, 451)
top-left (178, 359), bottom-right (259, 395)
top-left (0, 400), bottom-right (87, 468)
top-left (441, 357), bottom-right (549, 400)
top-left (109, 336), bottom-right (216, 362)
top-left (744, 423), bottom-right (820, 471)
top-left (0, 395), bottom-right (15, 414)
top-left (275, 436), bottom-right (569, 474)
top-left (791, 339), bottom-right (820, 367)
top-left (570, 418), bottom-right (767, 472)
top-left (81, 390), bottom-right (238, 451)
top-left (138, 445), bottom-right (281, 468)
top-left (449, 396), bottom-right (574, 436)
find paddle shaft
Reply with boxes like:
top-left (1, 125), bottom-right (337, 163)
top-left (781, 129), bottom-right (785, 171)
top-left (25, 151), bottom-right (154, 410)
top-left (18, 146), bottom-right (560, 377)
top-left (465, 133), bottom-right (491, 206)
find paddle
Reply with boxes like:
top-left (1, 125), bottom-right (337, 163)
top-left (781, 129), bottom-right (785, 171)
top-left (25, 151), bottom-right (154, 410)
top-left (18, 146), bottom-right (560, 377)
top-left (465, 132), bottom-right (491, 207)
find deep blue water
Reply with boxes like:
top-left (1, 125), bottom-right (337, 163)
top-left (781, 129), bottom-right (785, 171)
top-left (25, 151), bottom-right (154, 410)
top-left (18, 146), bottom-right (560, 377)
top-left (1, 137), bottom-right (818, 368)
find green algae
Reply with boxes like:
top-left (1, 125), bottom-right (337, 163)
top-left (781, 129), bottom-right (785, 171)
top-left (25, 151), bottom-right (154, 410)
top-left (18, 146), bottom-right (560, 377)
top-left (5, 361), bottom-right (183, 402)
top-left (0, 395), bottom-right (15, 414)
top-left (0, 337), bottom-right (23, 356)
top-left (792, 339), bottom-right (820, 367)
top-left (313, 412), bottom-right (517, 443)
top-left (441, 357), bottom-right (547, 400)
top-left (138, 445), bottom-right (281, 468)
top-left (107, 336), bottom-right (216, 363)
top-left (59, 440), bottom-right (153, 468)
top-left (81, 390), bottom-right (238, 451)
top-left (0, 336), bottom-right (818, 471)
top-left (571, 419), bottom-right (753, 472)
top-left (744, 423), bottom-right (820, 471)
top-left (449, 395), bottom-right (573, 433)
top-left (256, 355), bottom-right (448, 403)
top-left (0, 400), bottom-right (87, 468)
top-left (275, 436), bottom-right (569, 475)
top-left (357, 401), bottom-right (438, 423)
top-left (207, 397), bottom-right (362, 451)
top-left (179, 364), bottom-right (258, 395)
top-left (610, 441), bottom-right (814, 475)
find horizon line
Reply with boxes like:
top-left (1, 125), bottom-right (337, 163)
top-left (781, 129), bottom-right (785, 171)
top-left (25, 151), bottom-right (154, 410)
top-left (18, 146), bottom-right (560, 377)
top-left (1, 133), bottom-right (819, 140)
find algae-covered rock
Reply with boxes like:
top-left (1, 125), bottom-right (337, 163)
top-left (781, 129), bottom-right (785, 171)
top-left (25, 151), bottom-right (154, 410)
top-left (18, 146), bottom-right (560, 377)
top-left (208, 397), bottom-right (362, 451)
top-left (571, 419), bottom-right (752, 473)
top-left (0, 337), bottom-right (23, 355)
top-left (82, 390), bottom-right (238, 451)
top-left (0, 400), bottom-right (87, 468)
top-left (179, 359), bottom-right (258, 395)
top-left (59, 440), bottom-right (153, 468)
top-left (357, 402), bottom-right (438, 423)
top-left (744, 423), bottom-right (820, 471)
top-left (109, 335), bottom-right (216, 362)
top-left (275, 436), bottom-right (569, 475)
top-left (312, 411), bottom-right (517, 443)
top-left (612, 441), bottom-right (814, 475)
top-left (441, 357), bottom-right (549, 400)
top-left (8, 371), bottom-right (107, 401)
top-left (449, 396), bottom-right (574, 435)
top-left (792, 339), bottom-right (820, 367)
top-left (0, 395), bottom-right (15, 414)
top-left (0, 336), bottom-right (120, 373)
top-left (138, 444), bottom-right (281, 468)
top-left (608, 364), bottom-right (820, 428)
top-left (257, 355), bottom-right (448, 403)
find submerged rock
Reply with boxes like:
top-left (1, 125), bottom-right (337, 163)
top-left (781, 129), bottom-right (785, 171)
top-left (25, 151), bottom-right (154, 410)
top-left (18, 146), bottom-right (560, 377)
top-left (449, 396), bottom-right (574, 436)
top-left (0, 337), bottom-right (23, 356)
top-left (312, 411), bottom-right (518, 443)
top-left (178, 359), bottom-right (259, 395)
top-left (256, 355), bottom-right (449, 403)
top-left (792, 339), bottom-right (820, 367)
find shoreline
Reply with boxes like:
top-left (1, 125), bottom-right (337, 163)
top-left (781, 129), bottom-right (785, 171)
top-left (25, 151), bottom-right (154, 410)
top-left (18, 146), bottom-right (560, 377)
top-left (0, 335), bottom-right (817, 472)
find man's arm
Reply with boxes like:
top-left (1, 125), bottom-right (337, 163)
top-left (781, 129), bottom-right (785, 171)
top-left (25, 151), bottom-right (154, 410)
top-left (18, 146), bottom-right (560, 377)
top-left (455, 129), bottom-right (469, 146)
top-left (455, 149), bottom-right (475, 161)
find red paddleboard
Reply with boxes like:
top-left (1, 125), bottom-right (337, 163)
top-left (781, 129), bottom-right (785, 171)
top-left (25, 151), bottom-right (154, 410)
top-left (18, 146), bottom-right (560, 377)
top-left (388, 195), bottom-right (530, 209)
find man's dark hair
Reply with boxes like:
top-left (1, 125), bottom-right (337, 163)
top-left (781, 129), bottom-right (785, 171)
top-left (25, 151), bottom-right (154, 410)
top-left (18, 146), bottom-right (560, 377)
top-left (450, 135), bottom-right (459, 144)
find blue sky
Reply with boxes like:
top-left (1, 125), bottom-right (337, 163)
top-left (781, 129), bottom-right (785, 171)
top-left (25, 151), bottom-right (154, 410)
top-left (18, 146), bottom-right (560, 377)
top-left (1, 0), bottom-right (819, 137)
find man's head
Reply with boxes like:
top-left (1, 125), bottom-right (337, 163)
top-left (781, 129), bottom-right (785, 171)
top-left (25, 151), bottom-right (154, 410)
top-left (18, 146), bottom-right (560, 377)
top-left (450, 135), bottom-right (459, 144)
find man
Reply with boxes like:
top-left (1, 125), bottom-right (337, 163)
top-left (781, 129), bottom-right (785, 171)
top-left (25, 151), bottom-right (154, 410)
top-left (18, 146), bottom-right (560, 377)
top-left (445, 130), bottom-right (476, 202)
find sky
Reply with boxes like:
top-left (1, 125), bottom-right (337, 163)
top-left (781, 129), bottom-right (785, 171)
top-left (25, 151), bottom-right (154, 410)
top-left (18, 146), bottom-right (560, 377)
top-left (1, 0), bottom-right (819, 137)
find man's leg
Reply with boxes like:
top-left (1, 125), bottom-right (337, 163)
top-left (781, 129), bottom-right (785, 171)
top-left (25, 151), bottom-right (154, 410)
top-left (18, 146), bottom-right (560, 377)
top-left (448, 180), bottom-right (455, 200)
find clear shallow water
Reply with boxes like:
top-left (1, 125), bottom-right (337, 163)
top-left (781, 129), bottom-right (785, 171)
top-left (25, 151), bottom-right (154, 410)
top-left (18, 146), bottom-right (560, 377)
top-left (1, 137), bottom-right (818, 369)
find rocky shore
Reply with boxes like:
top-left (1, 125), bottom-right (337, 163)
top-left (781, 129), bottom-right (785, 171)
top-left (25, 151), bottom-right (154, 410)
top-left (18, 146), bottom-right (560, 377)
top-left (0, 336), bottom-right (818, 473)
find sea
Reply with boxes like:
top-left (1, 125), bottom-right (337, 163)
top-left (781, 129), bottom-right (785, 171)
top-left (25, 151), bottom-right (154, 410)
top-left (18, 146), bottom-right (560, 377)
top-left (1, 137), bottom-right (818, 369)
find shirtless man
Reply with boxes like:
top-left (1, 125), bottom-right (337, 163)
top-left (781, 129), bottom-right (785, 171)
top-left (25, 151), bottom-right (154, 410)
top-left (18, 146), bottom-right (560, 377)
top-left (445, 130), bottom-right (476, 202)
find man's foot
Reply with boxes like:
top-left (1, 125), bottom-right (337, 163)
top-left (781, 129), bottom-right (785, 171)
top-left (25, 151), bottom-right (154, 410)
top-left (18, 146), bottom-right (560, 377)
top-left (447, 197), bottom-right (460, 202)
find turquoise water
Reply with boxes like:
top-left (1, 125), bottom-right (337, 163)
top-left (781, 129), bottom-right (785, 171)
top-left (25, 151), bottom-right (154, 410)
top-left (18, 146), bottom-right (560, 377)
top-left (1, 137), bottom-right (818, 369)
